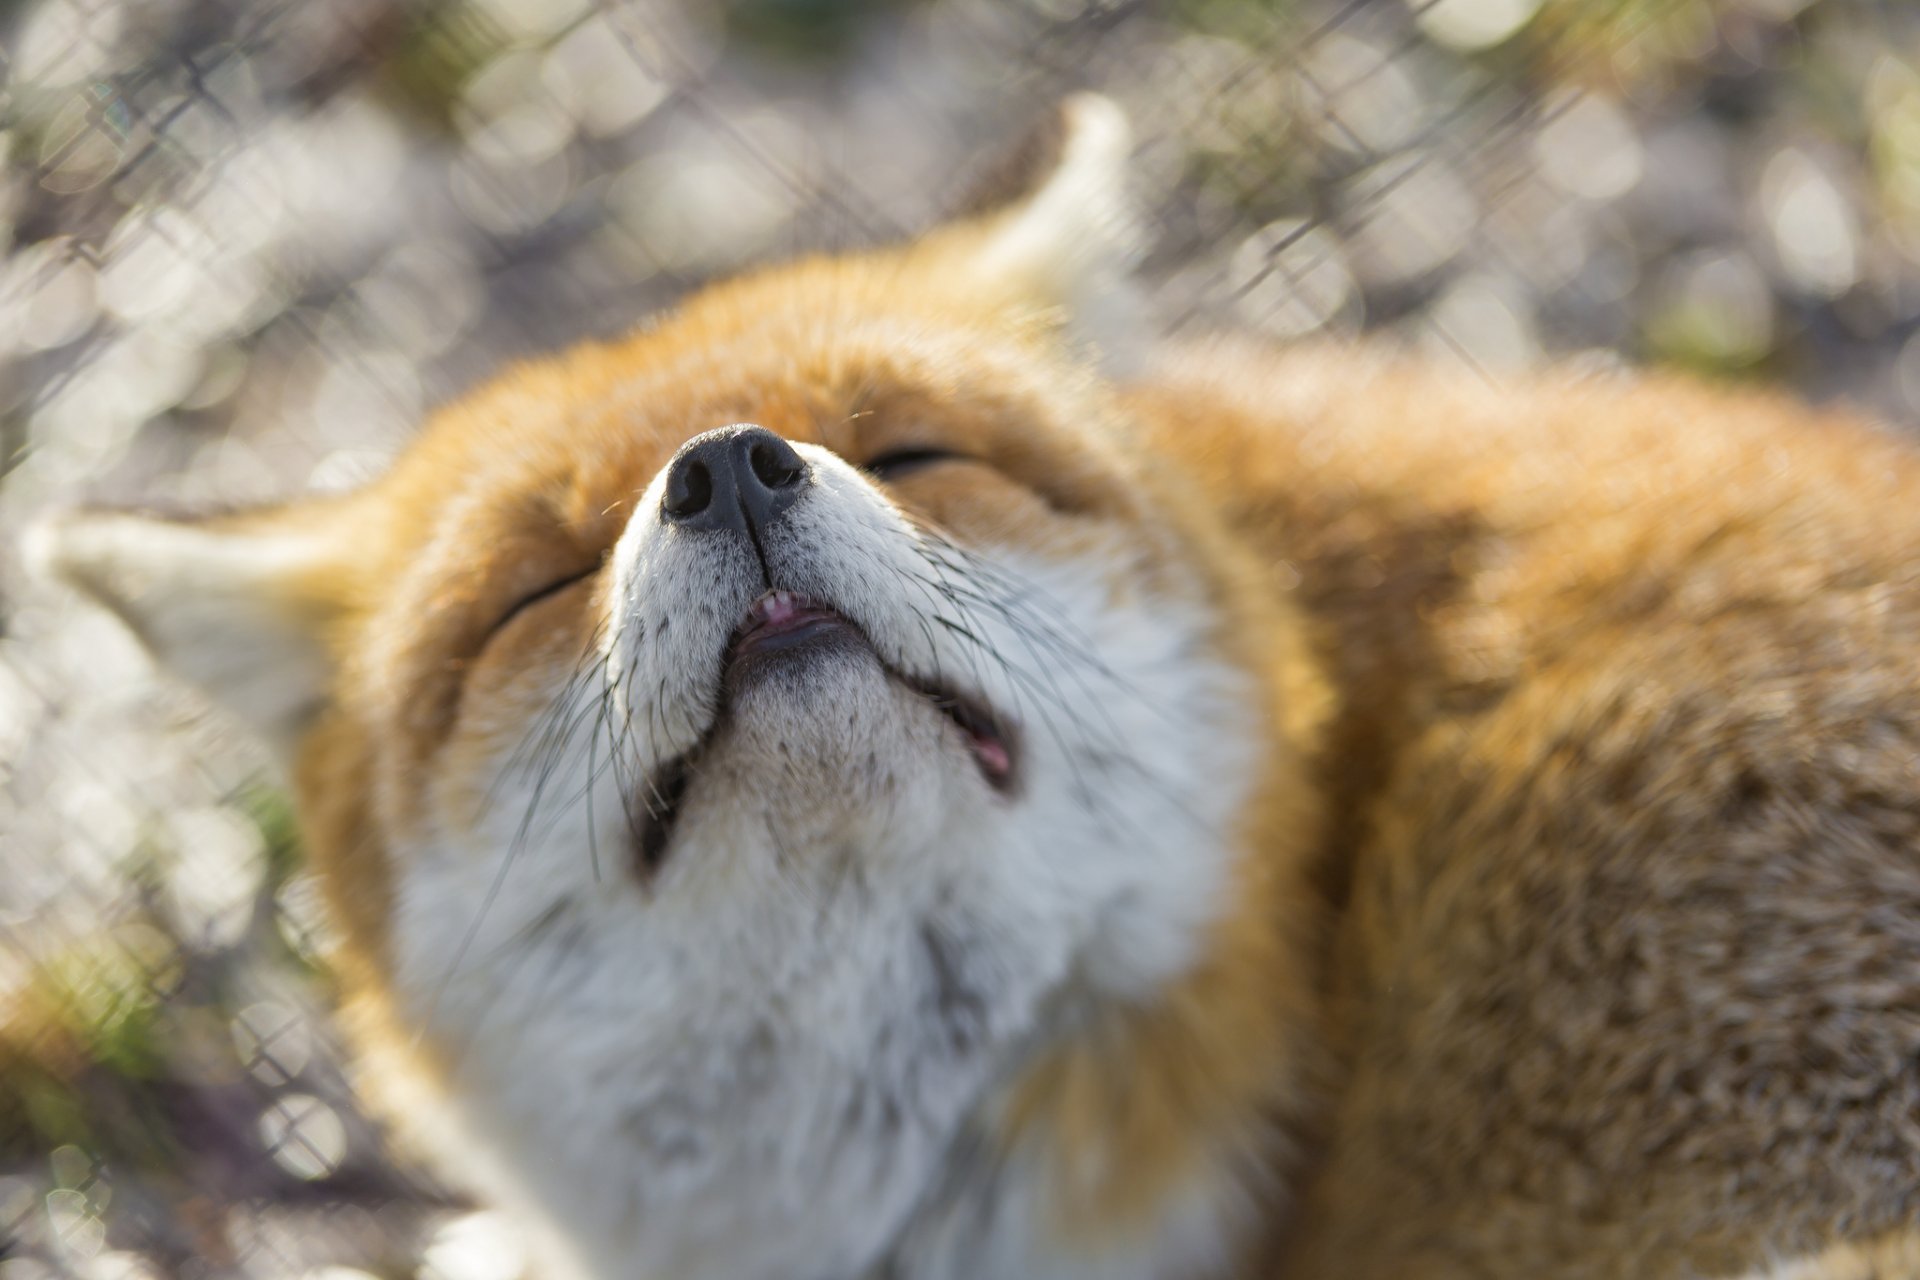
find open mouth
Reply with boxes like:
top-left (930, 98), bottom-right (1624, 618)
top-left (631, 589), bottom-right (1018, 876)
top-left (724, 588), bottom-right (869, 675)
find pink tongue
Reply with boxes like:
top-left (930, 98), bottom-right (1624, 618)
top-left (971, 732), bottom-right (1012, 779)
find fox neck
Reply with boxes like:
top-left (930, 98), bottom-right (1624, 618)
top-left (901, 607), bottom-right (1331, 1278)
top-left (304, 518), bottom-right (1331, 1280)
top-left (319, 722), bottom-right (1327, 1280)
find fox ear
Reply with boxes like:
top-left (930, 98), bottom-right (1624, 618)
top-left (25, 506), bottom-right (356, 760)
top-left (926, 93), bottom-right (1143, 357)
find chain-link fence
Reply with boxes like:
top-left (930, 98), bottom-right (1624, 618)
top-left (5, 0), bottom-right (1920, 1274)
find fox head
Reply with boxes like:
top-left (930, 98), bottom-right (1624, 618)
top-left (32, 97), bottom-right (1324, 1280)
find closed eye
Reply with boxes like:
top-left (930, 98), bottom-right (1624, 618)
top-left (490, 565), bottom-right (598, 637)
top-left (861, 447), bottom-right (966, 481)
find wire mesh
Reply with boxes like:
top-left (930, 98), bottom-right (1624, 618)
top-left (5, 0), bottom-right (1920, 1273)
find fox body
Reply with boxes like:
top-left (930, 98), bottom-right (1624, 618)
top-left (33, 98), bottom-right (1920, 1279)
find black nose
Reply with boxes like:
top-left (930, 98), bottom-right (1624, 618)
top-left (660, 425), bottom-right (810, 536)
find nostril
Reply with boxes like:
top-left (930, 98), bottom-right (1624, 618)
top-left (663, 458), bottom-right (713, 520)
top-left (661, 425), bottom-right (805, 534)
top-left (748, 439), bottom-right (803, 490)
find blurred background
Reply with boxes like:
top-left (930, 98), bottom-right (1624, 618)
top-left (5, 0), bottom-right (1920, 1274)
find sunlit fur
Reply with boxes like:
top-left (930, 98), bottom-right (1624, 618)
top-left (33, 95), bottom-right (1920, 1280)
top-left (1133, 343), bottom-right (1920, 1279)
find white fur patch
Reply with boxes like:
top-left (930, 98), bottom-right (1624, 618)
top-left (383, 445), bottom-right (1261, 1279)
top-left (970, 93), bottom-right (1145, 367)
top-left (25, 512), bottom-right (336, 760)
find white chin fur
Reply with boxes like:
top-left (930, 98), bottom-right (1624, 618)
top-left (385, 444), bottom-right (1263, 1280)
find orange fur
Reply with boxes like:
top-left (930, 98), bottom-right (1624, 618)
top-left (1130, 343), bottom-right (1920, 1277)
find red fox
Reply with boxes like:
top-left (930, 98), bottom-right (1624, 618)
top-left (30, 95), bottom-right (1920, 1279)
